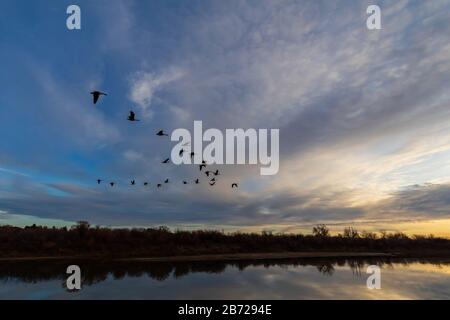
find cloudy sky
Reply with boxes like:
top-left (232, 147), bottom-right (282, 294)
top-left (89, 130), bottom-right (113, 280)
top-left (1, 0), bottom-right (450, 236)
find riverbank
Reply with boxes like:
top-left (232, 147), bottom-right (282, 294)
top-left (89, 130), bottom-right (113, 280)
top-left (0, 252), bottom-right (396, 262)
top-left (117, 252), bottom-right (395, 262)
top-left (2, 223), bottom-right (450, 261)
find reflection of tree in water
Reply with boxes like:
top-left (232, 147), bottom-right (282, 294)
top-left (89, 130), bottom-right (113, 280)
top-left (347, 260), bottom-right (363, 276)
top-left (146, 264), bottom-right (173, 281)
top-left (316, 263), bottom-right (335, 276)
top-left (173, 262), bottom-right (227, 279)
top-left (0, 257), bottom-right (448, 286)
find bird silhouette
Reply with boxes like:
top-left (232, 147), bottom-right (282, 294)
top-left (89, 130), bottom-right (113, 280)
top-left (195, 179), bottom-right (199, 184)
top-left (157, 183), bottom-right (162, 188)
top-left (205, 171), bottom-right (211, 177)
top-left (199, 162), bottom-right (207, 171)
top-left (90, 91), bottom-right (107, 104)
top-left (110, 182), bottom-right (115, 187)
top-left (232, 183), bottom-right (238, 188)
top-left (213, 169), bottom-right (220, 176)
top-left (97, 179), bottom-right (102, 184)
top-left (183, 181), bottom-right (188, 184)
top-left (131, 180), bottom-right (136, 185)
top-left (127, 111), bottom-right (140, 122)
top-left (210, 178), bottom-right (216, 182)
top-left (144, 182), bottom-right (149, 186)
top-left (162, 158), bottom-right (170, 164)
top-left (179, 149), bottom-right (184, 156)
top-left (164, 179), bottom-right (169, 183)
top-left (156, 130), bottom-right (168, 136)
top-left (209, 181), bottom-right (216, 186)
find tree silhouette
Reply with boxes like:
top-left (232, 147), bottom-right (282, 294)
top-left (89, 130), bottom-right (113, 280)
top-left (312, 224), bottom-right (330, 237)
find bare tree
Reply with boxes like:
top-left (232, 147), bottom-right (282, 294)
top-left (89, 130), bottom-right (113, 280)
top-left (312, 224), bottom-right (329, 237)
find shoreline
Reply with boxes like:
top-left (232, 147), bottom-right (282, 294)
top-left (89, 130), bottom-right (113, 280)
top-left (0, 252), bottom-right (396, 262)
top-left (117, 252), bottom-right (395, 262)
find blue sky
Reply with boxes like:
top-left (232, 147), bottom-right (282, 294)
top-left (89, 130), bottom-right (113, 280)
top-left (2, 0), bottom-right (450, 235)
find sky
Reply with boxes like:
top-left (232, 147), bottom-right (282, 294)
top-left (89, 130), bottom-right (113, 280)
top-left (1, 0), bottom-right (450, 236)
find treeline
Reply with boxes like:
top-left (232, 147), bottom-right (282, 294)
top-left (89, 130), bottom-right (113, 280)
top-left (0, 222), bottom-right (449, 258)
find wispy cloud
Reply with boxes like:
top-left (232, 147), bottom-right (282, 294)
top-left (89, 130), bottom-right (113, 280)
top-left (0, 167), bottom-right (30, 177)
top-left (128, 67), bottom-right (185, 117)
top-left (2, 0), bottom-right (450, 235)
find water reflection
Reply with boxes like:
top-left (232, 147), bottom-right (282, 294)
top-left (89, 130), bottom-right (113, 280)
top-left (0, 257), bottom-right (449, 299)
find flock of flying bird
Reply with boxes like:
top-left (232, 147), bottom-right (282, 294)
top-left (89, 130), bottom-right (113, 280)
top-left (90, 90), bottom-right (239, 190)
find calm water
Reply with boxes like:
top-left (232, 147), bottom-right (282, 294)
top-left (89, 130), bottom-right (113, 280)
top-left (0, 258), bottom-right (449, 299)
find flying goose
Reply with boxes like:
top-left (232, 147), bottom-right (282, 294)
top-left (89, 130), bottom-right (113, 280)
top-left (90, 91), bottom-right (107, 104)
top-left (127, 111), bottom-right (140, 122)
top-left (156, 130), bottom-right (168, 136)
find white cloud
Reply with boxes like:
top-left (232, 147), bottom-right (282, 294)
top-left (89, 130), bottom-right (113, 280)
top-left (123, 150), bottom-right (144, 162)
top-left (128, 67), bottom-right (185, 117)
top-left (0, 210), bottom-right (10, 219)
top-left (29, 62), bottom-right (122, 148)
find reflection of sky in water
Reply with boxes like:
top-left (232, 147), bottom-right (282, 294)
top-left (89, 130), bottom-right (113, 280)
top-left (0, 262), bottom-right (449, 299)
